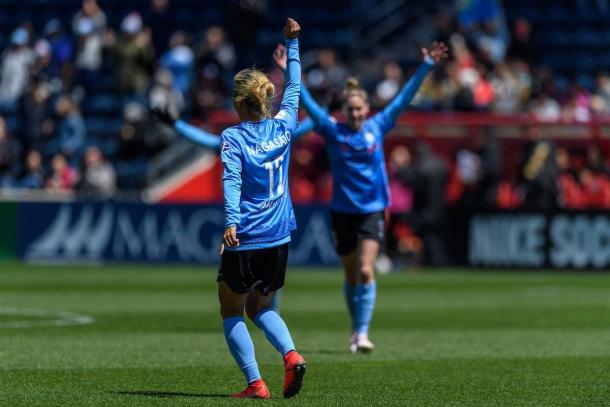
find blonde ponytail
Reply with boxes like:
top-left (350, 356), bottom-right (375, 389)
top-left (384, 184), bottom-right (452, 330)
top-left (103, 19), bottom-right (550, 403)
top-left (233, 69), bottom-right (275, 118)
top-left (342, 77), bottom-right (368, 103)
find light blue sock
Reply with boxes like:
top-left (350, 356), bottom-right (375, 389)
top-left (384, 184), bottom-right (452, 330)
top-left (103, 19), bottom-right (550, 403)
top-left (223, 316), bottom-right (261, 384)
top-left (343, 282), bottom-right (356, 331)
top-left (254, 308), bottom-right (295, 357)
top-left (269, 289), bottom-right (281, 313)
top-left (354, 281), bottom-right (377, 334)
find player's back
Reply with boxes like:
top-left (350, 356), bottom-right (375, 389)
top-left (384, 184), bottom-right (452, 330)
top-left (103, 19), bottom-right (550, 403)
top-left (221, 118), bottom-right (296, 249)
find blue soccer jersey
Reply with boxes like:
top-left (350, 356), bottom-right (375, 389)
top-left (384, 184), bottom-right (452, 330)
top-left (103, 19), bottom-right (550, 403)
top-left (300, 59), bottom-right (435, 214)
top-left (220, 38), bottom-right (300, 251)
top-left (318, 113), bottom-right (394, 213)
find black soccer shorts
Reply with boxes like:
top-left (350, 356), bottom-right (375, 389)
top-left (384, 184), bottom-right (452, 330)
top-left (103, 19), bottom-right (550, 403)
top-left (330, 210), bottom-right (386, 256)
top-left (217, 243), bottom-right (289, 295)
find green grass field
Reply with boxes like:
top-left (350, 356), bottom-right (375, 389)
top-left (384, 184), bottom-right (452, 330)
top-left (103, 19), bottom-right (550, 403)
top-left (0, 263), bottom-right (609, 406)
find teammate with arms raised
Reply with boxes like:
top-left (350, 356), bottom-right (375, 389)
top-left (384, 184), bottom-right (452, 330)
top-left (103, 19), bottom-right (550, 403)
top-left (274, 41), bottom-right (448, 353)
top-left (216, 18), bottom-right (305, 399)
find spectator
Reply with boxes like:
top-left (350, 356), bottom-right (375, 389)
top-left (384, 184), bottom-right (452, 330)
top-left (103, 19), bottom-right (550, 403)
top-left (20, 79), bottom-right (54, 153)
top-left (473, 65), bottom-right (495, 109)
top-left (45, 153), bottom-right (78, 193)
top-left (116, 101), bottom-right (170, 189)
top-left (386, 145), bottom-right (420, 264)
top-left (507, 18), bottom-right (535, 62)
top-left (437, 61), bottom-right (460, 110)
top-left (579, 167), bottom-right (610, 208)
top-left (117, 101), bottom-right (147, 163)
top-left (72, 3), bottom-right (105, 88)
top-left (72, 0), bottom-right (107, 36)
top-left (398, 142), bottom-right (449, 266)
top-left (52, 95), bottom-right (86, 163)
top-left (561, 94), bottom-right (591, 123)
top-left (159, 30), bottom-right (194, 98)
top-left (42, 19), bottom-right (73, 81)
top-left (13, 150), bottom-right (44, 189)
top-left (109, 12), bottom-right (155, 94)
top-left (556, 147), bottom-right (583, 209)
top-left (457, 0), bottom-right (509, 65)
top-left (0, 28), bottom-right (35, 105)
top-left (79, 146), bottom-right (116, 198)
top-left (193, 26), bottom-right (236, 118)
top-left (305, 48), bottom-right (347, 101)
top-left (31, 39), bottom-right (53, 82)
top-left (75, 17), bottom-right (104, 79)
top-left (144, 0), bottom-right (174, 55)
top-left (518, 128), bottom-right (557, 210)
top-left (491, 62), bottom-right (520, 113)
top-left (454, 129), bottom-right (501, 209)
top-left (118, 102), bottom-right (175, 164)
top-left (149, 69), bottom-right (184, 120)
top-left (530, 92), bottom-right (561, 122)
top-left (591, 72), bottom-right (610, 116)
top-left (0, 118), bottom-right (15, 183)
top-left (196, 25), bottom-right (236, 90)
top-left (586, 144), bottom-right (610, 175)
top-left (374, 61), bottom-right (403, 108)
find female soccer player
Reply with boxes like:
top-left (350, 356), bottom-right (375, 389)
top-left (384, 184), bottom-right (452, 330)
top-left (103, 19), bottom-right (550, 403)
top-left (214, 18), bottom-right (305, 399)
top-left (152, 96), bottom-right (316, 317)
top-left (274, 41), bottom-right (448, 353)
top-left (152, 77), bottom-right (319, 314)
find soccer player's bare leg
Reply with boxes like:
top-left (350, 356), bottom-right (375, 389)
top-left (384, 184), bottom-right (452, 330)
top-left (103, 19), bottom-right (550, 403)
top-left (218, 281), bottom-right (270, 399)
top-left (342, 239), bottom-right (379, 353)
top-left (247, 289), bottom-right (306, 398)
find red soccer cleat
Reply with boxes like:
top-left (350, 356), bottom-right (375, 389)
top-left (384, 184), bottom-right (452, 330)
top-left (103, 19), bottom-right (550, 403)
top-left (230, 379), bottom-right (271, 399)
top-left (283, 350), bottom-right (306, 398)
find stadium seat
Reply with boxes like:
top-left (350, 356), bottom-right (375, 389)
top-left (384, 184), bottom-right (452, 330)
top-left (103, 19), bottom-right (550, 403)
top-left (573, 30), bottom-right (602, 49)
top-left (82, 94), bottom-right (123, 116)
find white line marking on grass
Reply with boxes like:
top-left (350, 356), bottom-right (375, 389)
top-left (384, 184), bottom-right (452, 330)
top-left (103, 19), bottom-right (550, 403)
top-left (0, 308), bottom-right (95, 328)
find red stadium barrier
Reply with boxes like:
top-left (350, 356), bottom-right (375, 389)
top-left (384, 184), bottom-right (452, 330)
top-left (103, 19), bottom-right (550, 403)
top-left (160, 111), bottom-right (610, 204)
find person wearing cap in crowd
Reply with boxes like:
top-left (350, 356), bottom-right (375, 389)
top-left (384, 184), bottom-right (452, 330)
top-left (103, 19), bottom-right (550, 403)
top-left (0, 28), bottom-right (35, 104)
top-left (75, 17), bottom-right (103, 73)
top-left (75, 17), bottom-right (104, 91)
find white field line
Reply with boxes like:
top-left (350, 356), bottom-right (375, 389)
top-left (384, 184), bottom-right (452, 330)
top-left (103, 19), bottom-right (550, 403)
top-left (0, 308), bottom-right (95, 328)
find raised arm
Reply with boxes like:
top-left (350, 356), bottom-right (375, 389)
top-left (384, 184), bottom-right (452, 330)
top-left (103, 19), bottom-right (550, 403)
top-left (382, 42), bottom-right (448, 126)
top-left (175, 120), bottom-right (221, 152)
top-left (274, 18), bottom-right (301, 132)
top-left (152, 107), bottom-right (221, 152)
top-left (291, 117), bottom-right (315, 141)
top-left (273, 44), bottom-right (333, 131)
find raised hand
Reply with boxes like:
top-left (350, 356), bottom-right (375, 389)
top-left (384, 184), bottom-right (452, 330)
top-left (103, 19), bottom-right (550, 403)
top-left (283, 17), bottom-right (300, 39)
top-left (151, 105), bottom-right (176, 126)
top-left (273, 44), bottom-right (287, 71)
top-left (422, 41), bottom-right (449, 63)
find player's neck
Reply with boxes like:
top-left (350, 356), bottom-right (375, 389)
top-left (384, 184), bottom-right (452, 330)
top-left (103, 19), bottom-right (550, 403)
top-left (238, 111), bottom-right (264, 123)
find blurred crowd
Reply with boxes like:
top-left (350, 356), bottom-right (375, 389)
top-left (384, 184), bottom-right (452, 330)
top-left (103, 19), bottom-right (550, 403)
top-left (0, 0), bottom-right (607, 226)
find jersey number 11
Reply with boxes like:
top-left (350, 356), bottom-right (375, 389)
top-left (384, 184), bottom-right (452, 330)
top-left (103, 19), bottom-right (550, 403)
top-left (263, 154), bottom-right (285, 198)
